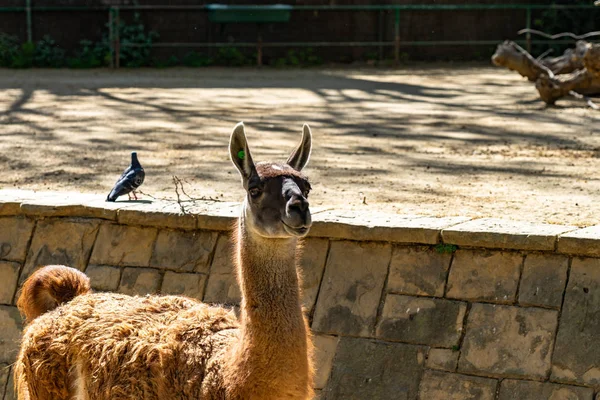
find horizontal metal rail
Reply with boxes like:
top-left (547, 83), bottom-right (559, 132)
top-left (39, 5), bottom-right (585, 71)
top-left (0, 3), bottom-right (596, 67)
top-left (127, 40), bottom-right (590, 48)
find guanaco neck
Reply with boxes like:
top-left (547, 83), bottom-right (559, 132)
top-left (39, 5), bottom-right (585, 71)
top-left (225, 212), bottom-right (311, 398)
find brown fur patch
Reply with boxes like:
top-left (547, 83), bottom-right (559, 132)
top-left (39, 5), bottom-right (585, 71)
top-left (255, 162), bottom-right (308, 182)
top-left (17, 265), bottom-right (91, 322)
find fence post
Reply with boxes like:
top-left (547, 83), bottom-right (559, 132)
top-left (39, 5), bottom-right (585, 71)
top-left (115, 7), bottom-right (120, 68)
top-left (378, 9), bottom-right (384, 62)
top-left (526, 7), bottom-right (532, 53)
top-left (109, 7), bottom-right (114, 68)
top-left (25, 0), bottom-right (32, 43)
top-left (394, 8), bottom-right (400, 66)
top-left (257, 24), bottom-right (263, 67)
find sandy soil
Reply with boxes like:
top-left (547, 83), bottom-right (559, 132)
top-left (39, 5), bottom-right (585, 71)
top-left (1, 66), bottom-right (599, 226)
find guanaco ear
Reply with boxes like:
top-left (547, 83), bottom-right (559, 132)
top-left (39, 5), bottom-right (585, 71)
top-left (230, 122), bottom-right (258, 186)
top-left (286, 124), bottom-right (312, 171)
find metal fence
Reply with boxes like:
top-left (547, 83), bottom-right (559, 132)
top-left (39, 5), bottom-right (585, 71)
top-left (1, 3), bottom-right (598, 67)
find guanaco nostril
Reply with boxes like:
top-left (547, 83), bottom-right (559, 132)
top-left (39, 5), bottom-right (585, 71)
top-left (288, 196), bottom-right (309, 213)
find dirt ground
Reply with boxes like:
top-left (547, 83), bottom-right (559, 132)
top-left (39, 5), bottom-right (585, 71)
top-left (1, 66), bottom-right (599, 226)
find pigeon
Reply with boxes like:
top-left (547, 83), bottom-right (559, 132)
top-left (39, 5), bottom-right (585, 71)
top-left (106, 151), bottom-right (145, 202)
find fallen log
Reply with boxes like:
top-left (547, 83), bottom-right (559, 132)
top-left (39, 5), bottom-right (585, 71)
top-left (536, 43), bottom-right (600, 105)
top-left (493, 40), bottom-right (600, 107)
top-left (491, 40), bottom-right (589, 79)
top-left (491, 40), bottom-right (550, 81)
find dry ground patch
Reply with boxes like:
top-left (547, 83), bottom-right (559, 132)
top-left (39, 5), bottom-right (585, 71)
top-left (0, 66), bottom-right (599, 225)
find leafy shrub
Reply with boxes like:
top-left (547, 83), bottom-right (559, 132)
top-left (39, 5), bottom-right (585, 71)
top-left (0, 33), bottom-right (19, 67)
top-left (182, 51), bottom-right (213, 67)
top-left (34, 35), bottom-right (66, 67)
top-left (213, 47), bottom-right (249, 66)
top-left (533, 1), bottom-right (600, 55)
top-left (108, 12), bottom-right (159, 68)
top-left (11, 42), bottom-right (35, 68)
top-left (273, 48), bottom-right (323, 67)
top-left (68, 40), bottom-right (110, 68)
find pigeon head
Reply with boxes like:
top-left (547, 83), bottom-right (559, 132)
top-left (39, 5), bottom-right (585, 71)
top-left (131, 152), bottom-right (140, 167)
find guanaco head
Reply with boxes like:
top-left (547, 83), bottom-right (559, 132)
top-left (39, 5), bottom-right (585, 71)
top-left (230, 122), bottom-right (312, 238)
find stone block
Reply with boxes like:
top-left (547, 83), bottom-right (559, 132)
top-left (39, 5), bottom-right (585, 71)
top-left (90, 224), bottom-right (157, 267)
top-left (85, 265), bottom-right (121, 292)
top-left (388, 246), bottom-right (451, 297)
top-left (191, 202), bottom-right (240, 231)
top-left (2, 364), bottom-right (15, 400)
top-left (0, 262), bottom-right (20, 305)
top-left (5, 365), bottom-right (15, 400)
top-left (0, 217), bottom-right (34, 262)
top-left (312, 241), bottom-right (391, 337)
top-left (118, 267), bottom-right (162, 296)
top-left (519, 254), bottom-right (568, 309)
top-left (376, 294), bottom-right (466, 347)
top-left (204, 234), bottom-right (241, 305)
top-left (117, 201), bottom-right (197, 230)
top-left (323, 337), bottom-right (425, 400)
top-left (442, 218), bottom-right (575, 251)
top-left (0, 306), bottom-right (22, 364)
top-left (21, 218), bottom-right (100, 284)
top-left (446, 250), bottom-right (522, 304)
top-left (459, 303), bottom-right (558, 379)
top-left (418, 370), bottom-right (497, 400)
top-left (426, 348), bottom-right (459, 372)
top-left (150, 229), bottom-right (218, 273)
top-left (558, 225), bottom-right (600, 257)
top-left (498, 379), bottom-right (593, 400)
top-left (552, 257), bottom-right (600, 387)
top-left (0, 364), bottom-right (9, 400)
top-left (161, 271), bottom-right (207, 301)
top-left (310, 210), bottom-right (469, 244)
top-left (19, 193), bottom-right (121, 220)
top-left (0, 189), bottom-right (37, 216)
top-left (313, 334), bottom-right (339, 390)
top-left (299, 238), bottom-right (329, 313)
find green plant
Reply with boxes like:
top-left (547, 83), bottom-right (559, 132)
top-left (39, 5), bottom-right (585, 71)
top-left (532, 1), bottom-right (600, 56)
top-left (213, 47), bottom-right (248, 66)
top-left (182, 51), bottom-right (212, 67)
top-left (434, 244), bottom-right (458, 254)
top-left (0, 33), bottom-right (19, 67)
top-left (11, 41), bottom-right (35, 68)
top-left (272, 48), bottom-right (323, 67)
top-left (34, 35), bottom-right (66, 67)
top-left (103, 12), bottom-right (158, 67)
top-left (68, 40), bottom-right (110, 68)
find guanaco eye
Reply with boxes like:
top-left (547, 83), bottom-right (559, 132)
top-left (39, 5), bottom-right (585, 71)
top-left (248, 188), bottom-right (261, 198)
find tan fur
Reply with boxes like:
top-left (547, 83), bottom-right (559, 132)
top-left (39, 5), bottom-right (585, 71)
top-left (14, 170), bottom-right (314, 400)
top-left (17, 265), bottom-right (91, 321)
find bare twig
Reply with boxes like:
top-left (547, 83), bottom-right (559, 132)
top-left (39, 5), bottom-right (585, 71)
top-left (537, 48), bottom-right (554, 61)
top-left (568, 90), bottom-right (600, 110)
top-left (136, 190), bottom-right (169, 201)
top-left (518, 28), bottom-right (600, 41)
top-left (172, 176), bottom-right (187, 214)
top-left (512, 41), bottom-right (556, 78)
top-left (139, 176), bottom-right (226, 212)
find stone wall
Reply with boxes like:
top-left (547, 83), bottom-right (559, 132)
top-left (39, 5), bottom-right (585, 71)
top-left (1, 189), bottom-right (600, 400)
